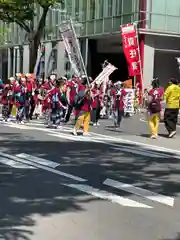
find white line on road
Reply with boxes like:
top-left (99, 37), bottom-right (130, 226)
top-left (48, 133), bottom-right (89, 142)
top-left (103, 178), bottom-right (174, 207)
top-left (140, 117), bottom-right (180, 128)
top-left (16, 153), bottom-right (60, 168)
top-left (7, 123), bottom-right (30, 129)
top-left (0, 152), bottom-right (86, 182)
top-left (63, 183), bottom-right (153, 208)
top-left (0, 157), bottom-right (35, 169)
top-left (48, 132), bottom-right (172, 158)
top-left (90, 131), bottom-right (180, 156)
top-left (49, 126), bottom-right (180, 158)
top-left (47, 133), bottom-right (103, 143)
top-left (3, 121), bottom-right (180, 158)
top-left (111, 146), bottom-right (170, 158)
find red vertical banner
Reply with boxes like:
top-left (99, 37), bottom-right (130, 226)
top-left (121, 23), bottom-right (143, 103)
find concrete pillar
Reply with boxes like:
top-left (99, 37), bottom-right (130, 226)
top-left (13, 47), bottom-right (16, 76)
top-left (44, 42), bottom-right (52, 78)
top-left (16, 46), bottom-right (20, 73)
top-left (143, 43), bottom-right (155, 88)
top-left (57, 40), bottom-right (65, 77)
top-left (7, 48), bottom-right (11, 78)
top-left (23, 45), bottom-right (29, 73)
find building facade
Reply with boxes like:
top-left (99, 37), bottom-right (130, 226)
top-left (0, 0), bottom-right (180, 87)
top-left (142, 0), bottom-right (180, 87)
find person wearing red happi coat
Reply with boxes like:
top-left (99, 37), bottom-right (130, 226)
top-left (65, 76), bottom-right (79, 123)
top-left (91, 83), bottom-right (103, 126)
top-left (112, 81), bottom-right (127, 127)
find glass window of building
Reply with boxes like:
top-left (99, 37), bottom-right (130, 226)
top-left (151, 0), bottom-right (166, 14)
top-left (166, 0), bottom-right (180, 16)
top-left (166, 16), bottom-right (179, 32)
top-left (95, 0), bottom-right (104, 19)
top-left (82, 0), bottom-right (87, 21)
top-left (66, 0), bottom-right (73, 17)
top-left (115, 0), bottom-right (122, 16)
top-left (107, 0), bottom-right (113, 16)
top-left (60, 1), bottom-right (66, 21)
top-left (89, 0), bottom-right (95, 19)
top-left (75, 0), bottom-right (80, 20)
top-left (122, 0), bottom-right (133, 14)
top-left (55, 9), bottom-right (59, 25)
top-left (49, 10), bottom-right (53, 27)
top-left (150, 15), bottom-right (166, 30)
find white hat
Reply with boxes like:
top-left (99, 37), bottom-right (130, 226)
top-left (9, 77), bottom-right (15, 81)
top-left (50, 75), bottom-right (56, 80)
top-left (25, 73), bottom-right (31, 77)
top-left (114, 81), bottom-right (122, 86)
top-left (21, 77), bottom-right (26, 81)
top-left (16, 73), bottom-right (21, 77)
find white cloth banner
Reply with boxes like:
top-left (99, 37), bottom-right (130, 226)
top-left (102, 75), bottom-right (109, 94)
top-left (124, 89), bottom-right (134, 113)
top-left (94, 63), bottom-right (117, 85)
top-left (59, 21), bottom-right (86, 77)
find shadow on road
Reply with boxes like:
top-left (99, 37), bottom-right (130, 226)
top-left (0, 132), bottom-right (180, 239)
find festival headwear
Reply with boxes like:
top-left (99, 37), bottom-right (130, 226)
top-left (21, 77), bottom-right (26, 81)
top-left (169, 78), bottom-right (179, 85)
top-left (16, 73), bottom-right (21, 77)
top-left (50, 74), bottom-right (56, 80)
top-left (25, 73), bottom-right (31, 77)
top-left (114, 81), bottom-right (122, 86)
top-left (151, 78), bottom-right (159, 88)
top-left (9, 77), bottom-right (15, 81)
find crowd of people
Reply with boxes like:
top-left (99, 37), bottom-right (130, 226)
top-left (0, 73), bottom-right (179, 139)
top-left (0, 73), bottom-right (135, 134)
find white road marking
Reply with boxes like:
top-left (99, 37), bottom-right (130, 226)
top-left (0, 152), bottom-right (86, 181)
top-left (111, 146), bottom-right (170, 158)
top-left (103, 178), bottom-right (174, 207)
top-left (47, 133), bottom-right (103, 143)
top-left (48, 132), bottom-right (172, 158)
top-left (48, 133), bottom-right (87, 142)
top-left (27, 123), bottom-right (46, 126)
top-left (16, 153), bottom-right (60, 168)
top-left (0, 157), bottom-right (35, 169)
top-left (140, 117), bottom-right (180, 128)
top-left (3, 121), bottom-right (180, 157)
top-left (0, 172), bottom-right (12, 174)
top-left (90, 131), bottom-right (180, 156)
top-left (7, 123), bottom-right (30, 129)
top-left (63, 183), bottom-right (153, 208)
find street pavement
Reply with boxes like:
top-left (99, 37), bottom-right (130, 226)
top-left (1, 115), bottom-right (180, 240)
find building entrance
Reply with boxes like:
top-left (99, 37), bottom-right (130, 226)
top-left (88, 37), bottom-right (128, 82)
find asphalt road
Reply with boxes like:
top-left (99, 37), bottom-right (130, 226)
top-left (1, 115), bottom-right (180, 240)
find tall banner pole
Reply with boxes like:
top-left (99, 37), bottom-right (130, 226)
top-left (120, 22), bottom-right (143, 104)
top-left (134, 23), bottom-right (144, 92)
top-left (69, 18), bottom-right (90, 86)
